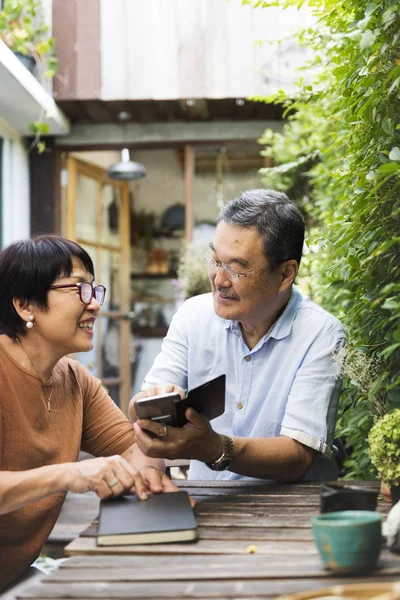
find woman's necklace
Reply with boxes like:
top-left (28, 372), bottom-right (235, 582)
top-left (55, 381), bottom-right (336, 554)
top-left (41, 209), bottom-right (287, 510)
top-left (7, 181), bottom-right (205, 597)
top-left (15, 337), bottom-right (53, 412)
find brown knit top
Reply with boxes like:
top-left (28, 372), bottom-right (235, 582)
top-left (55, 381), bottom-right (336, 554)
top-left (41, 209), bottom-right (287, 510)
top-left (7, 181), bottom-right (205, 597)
top-left (0, 342), bottom-right (135, 589)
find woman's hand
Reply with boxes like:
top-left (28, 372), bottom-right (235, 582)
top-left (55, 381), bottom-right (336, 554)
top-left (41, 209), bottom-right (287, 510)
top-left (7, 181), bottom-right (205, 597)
top-left (65, 455), bottom-right (149, 500)
top-left (139, 465), bottom-right (180, 493)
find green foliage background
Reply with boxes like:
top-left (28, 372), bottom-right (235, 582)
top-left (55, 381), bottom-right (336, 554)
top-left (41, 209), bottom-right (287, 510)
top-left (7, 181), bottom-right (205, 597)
top-left (249, 0), bottom-right (400, 478)
top-left (369, 408), bottom-right (400, 486)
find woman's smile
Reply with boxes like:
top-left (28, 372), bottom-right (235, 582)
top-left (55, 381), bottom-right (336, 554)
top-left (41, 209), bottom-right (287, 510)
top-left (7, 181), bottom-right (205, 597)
top-left (78, 317), bottom-right (96, 335)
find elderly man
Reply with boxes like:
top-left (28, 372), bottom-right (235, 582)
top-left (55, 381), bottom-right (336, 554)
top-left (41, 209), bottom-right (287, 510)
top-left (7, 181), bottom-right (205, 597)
top-left (130, 189), bottom-right (346, 481)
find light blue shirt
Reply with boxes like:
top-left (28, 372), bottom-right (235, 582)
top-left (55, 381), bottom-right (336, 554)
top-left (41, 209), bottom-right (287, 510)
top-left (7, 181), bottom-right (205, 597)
top-left (143, 287), bottom-right (346, 481)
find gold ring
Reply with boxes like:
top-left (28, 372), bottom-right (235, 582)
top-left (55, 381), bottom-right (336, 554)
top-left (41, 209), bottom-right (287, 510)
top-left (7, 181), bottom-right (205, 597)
top-left (108, 479), bottom-right (119, 488)
top-left (161, 424), bottom-right (168, 441)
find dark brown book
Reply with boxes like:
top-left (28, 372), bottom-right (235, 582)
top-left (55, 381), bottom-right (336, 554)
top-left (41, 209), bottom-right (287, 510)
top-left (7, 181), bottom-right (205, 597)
top-left (97, 491), bottom-right (198, 546)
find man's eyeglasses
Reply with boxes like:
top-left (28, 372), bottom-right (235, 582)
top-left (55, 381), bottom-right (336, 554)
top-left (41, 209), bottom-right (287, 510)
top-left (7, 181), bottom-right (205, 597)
top-left (48, 282), bottom-right (106, 306)
top-left (204, 250), bottom-right (290, 282)
top-left (204, 250), bottom-right (263, 281)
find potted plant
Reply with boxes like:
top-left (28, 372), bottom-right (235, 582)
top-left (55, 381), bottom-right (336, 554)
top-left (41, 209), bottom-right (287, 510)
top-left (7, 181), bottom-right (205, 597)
top-left (0, 0), bottom-right (59, 151)
top-left (0, 0), bottom-right (58, 78)
top-left (368, 409), bottom-right (400, 505)
top-left (177, 243), bottom-right (211, 300)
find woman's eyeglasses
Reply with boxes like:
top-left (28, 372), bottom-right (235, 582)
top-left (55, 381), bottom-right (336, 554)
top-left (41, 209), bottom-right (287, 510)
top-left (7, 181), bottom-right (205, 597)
top-left (48, 282), bottom-right (106, 305)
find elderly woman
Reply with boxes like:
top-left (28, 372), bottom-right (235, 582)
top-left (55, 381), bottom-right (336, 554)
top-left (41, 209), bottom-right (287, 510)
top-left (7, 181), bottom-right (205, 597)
top-left (0, 235), bottom-right (177, 590)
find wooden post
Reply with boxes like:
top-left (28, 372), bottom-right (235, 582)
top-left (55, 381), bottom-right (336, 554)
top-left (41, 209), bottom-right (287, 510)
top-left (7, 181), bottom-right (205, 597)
top-left (183, 144), bottom-right (194, 243)
top-left (65, 156), bottom-right (77, 239)
top-left (119, 183), bottom-right (131, 416)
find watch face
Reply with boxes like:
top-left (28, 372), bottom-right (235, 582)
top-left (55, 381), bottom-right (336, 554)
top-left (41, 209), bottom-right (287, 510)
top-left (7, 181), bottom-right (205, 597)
top-left (217, 457), bottom-right (231, 471)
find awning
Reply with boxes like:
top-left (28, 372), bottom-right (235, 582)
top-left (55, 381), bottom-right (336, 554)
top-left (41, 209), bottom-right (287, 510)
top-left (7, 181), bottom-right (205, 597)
top-left (0, 40), bottom-right (70, 136)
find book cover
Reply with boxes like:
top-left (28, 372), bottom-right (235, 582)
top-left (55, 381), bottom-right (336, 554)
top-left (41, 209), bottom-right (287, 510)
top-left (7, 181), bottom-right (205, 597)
top-left (97, 491), bottom-right (198, 546)
top-left (134, 374), bottom-right (226, 428)
top-left (175, 374), bottom-right (226, 426)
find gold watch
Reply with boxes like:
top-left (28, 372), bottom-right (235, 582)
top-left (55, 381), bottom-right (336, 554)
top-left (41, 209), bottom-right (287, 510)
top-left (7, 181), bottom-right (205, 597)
top-left (206, 435), bottom-right (234, 471)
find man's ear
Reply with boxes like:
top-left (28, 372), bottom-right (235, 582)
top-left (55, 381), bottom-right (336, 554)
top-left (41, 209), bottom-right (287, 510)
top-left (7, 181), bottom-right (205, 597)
top-left (12, 298), bottom-right (33, 323)
top-left (279, 260), bottom-right (299, 291)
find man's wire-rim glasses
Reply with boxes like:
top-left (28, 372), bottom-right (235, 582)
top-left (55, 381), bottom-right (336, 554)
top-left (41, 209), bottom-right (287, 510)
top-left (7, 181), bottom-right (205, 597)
top-left (204, 250), bottom-right (289, 281)
top-left (204, 250), bottom-right (264, 281)
top-left (48, 282), bottom-right (106, 305)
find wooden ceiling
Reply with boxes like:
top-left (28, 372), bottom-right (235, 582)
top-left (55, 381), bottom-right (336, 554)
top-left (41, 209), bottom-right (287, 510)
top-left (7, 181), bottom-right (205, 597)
top-left (56, 98), bottom-right (284, 125)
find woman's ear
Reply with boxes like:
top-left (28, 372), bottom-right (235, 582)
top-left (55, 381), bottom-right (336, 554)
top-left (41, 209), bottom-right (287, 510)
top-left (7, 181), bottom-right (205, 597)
top-left (12, 298), bottom-right (34, 324)
top-left (279, 260), bottom-right (299, 291)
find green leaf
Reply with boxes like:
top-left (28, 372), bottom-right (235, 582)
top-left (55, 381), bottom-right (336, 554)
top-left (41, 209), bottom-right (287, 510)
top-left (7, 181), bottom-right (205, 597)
top-left (37, 122), bottom-right (50, 134)
top-left (347, 255), bottom-right (360, 269)
top-left (382, 118), bottom-right (394, 135)
top-left (36, 141), bottom-right (46, 154)
top-left (382, 298), bottom-right (400, 310)
top-left (376, 162), bottom-right (400, 174)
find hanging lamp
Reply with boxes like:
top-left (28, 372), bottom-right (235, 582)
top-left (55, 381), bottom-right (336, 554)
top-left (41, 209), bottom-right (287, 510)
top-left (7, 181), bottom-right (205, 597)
top-left (106, 148), bottom-right (146, 181)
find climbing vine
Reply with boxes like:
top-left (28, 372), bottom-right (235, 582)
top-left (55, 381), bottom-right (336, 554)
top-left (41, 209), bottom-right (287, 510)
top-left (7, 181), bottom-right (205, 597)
top-left (248, 0), bottom-right (400, 477)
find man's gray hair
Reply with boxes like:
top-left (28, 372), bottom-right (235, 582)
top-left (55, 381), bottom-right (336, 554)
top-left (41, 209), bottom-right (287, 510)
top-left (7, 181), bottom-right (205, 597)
top-left (218, 189), bottom-right (305, 268)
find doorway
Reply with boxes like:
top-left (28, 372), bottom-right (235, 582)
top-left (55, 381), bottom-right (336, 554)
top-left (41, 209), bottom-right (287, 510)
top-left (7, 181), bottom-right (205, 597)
top-left (64, 156), bottom-right (133, 414)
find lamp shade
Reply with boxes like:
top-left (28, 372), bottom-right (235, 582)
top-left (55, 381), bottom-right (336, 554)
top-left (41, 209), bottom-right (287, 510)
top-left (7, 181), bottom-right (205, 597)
top-left (106, 149), bottom-right (146, 181)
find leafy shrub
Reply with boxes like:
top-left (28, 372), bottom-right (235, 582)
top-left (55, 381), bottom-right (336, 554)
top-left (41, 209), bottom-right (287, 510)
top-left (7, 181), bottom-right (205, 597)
top-left (369, 409), bottom-right (400, 486)
top-left (249, 0), bottom-right (400, 478)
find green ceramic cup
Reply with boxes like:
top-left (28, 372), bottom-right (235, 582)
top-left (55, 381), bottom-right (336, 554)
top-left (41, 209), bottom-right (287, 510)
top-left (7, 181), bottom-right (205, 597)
top-left (311, 510), bottom-right (382, 573)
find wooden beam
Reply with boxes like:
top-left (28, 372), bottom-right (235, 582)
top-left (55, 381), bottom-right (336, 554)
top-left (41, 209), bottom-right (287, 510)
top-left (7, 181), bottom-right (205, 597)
top-left (55, 121), bottom-right (283, 148)
top-left (183, 144), bottom-right (194, 243)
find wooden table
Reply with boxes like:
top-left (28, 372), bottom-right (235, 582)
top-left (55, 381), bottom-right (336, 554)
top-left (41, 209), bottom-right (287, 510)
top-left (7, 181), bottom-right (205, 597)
top-left (15, 481), bottom-right (400, 600)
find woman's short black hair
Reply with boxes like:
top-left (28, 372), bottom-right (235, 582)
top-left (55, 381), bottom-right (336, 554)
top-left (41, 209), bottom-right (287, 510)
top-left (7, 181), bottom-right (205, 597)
top-left (0, 235), bottom-right (95, 337)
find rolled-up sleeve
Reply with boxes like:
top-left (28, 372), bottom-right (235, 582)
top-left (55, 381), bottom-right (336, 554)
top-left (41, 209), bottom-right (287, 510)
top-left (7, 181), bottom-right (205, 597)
top-left (280, 328), bottom-right (347, 457)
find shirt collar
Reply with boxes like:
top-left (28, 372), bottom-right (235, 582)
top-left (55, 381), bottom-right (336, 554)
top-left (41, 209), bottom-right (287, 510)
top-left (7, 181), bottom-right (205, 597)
top-left (268, 286), bottom-right (302, 340)
top-left (222, 286), bottom-right (303, 341)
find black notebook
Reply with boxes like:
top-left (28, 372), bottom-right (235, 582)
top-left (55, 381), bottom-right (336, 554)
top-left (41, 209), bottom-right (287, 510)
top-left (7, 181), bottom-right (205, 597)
top-left (97, 491), bottom-right (198, 546)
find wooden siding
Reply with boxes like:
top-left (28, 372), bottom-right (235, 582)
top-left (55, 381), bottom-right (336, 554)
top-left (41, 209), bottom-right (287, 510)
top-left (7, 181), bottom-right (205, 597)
top-left (53, 0), bottom-right (100, 100)
top-left (99, 0), bottom-right (313, 101)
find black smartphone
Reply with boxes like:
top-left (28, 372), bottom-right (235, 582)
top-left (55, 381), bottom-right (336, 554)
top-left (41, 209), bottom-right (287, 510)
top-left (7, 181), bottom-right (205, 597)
top-left (134, 374), bottom-right (226, 429)
top-left (134, 392), bottom-right (180, 427)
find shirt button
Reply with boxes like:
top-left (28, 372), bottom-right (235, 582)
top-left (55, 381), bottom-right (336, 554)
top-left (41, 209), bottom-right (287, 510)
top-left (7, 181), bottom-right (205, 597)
top-left (244, 355), bottom-right (251, 362)
top-left (237, 402), bottom-right (244, 409)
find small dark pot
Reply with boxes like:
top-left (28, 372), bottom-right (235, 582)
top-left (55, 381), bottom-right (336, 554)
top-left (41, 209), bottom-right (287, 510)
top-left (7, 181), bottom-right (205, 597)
top-left (320, 482), bottom-right (379, 513)
top-left (391, 486), bottom-right (400, 506)
top-left (13, 51), bottom-right (36, 73)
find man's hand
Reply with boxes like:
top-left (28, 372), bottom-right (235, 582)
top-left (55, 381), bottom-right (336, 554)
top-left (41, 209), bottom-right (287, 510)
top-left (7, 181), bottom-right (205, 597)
top-left (133, 407), bottom-right (224, 463)
top-left (129, 384), bottom-right (185, 422)
top-left (65, 455), bottom-right (149, 500)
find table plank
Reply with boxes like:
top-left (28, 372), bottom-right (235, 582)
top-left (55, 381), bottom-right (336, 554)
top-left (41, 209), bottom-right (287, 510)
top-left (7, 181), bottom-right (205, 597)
top-left (38, 551), bottom-right (400, 582)
top-left (66, 536), bottom-right (318, 555)
top-left (16, 576), bottom-right (400, 600)
top-left (73, 525), bottom-right (316, 547)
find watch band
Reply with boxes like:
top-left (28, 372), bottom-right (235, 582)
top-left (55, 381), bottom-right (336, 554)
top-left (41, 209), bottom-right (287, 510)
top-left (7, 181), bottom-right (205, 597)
top-left (206, 435), bottom-right (234, 471)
